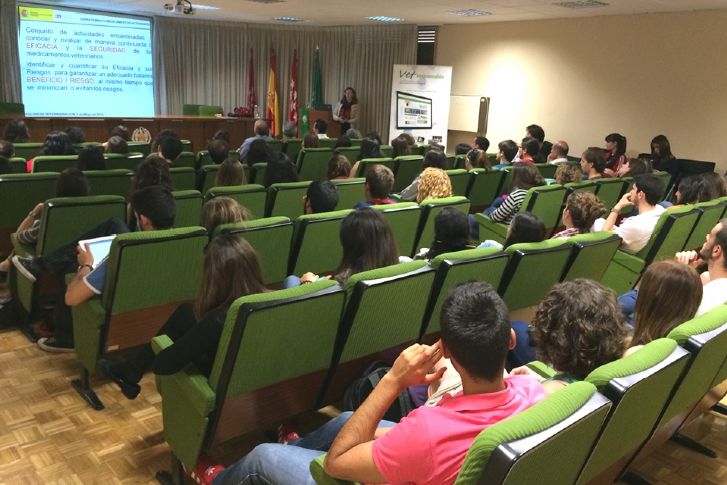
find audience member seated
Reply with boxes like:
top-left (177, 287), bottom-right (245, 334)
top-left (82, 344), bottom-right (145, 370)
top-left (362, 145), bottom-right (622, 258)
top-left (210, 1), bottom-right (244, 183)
top-left (345, 128), bottom-right (363, 140)
top-left (510, 279), bottom-right (627, 389)
top-left (674, 219), bottom-right (727, 316)
top-left (398, 149), bottom-right (448, 201)
top-left (526, 124), bottom-right (552, 162)
top-left (314, 119), bottom-right (329, 139)
top-left (200, 197), bottom-right (250, 234)
top-left (214, 158), bottom-right (246, 186)
top-left (247, 138), bottom-right (275, 168)
top-left (158, 134), bottom-right (183, 164)
top-left (454, 143), bottom-right (471, 156)
top-left (64, 126), bottom-right (86, 145)
top-left (547, 140), bottom-right (569, 165)
top-left (302, 132), bottom-right (320, 149)
top-left (3, 119), bottom-right (31, 143)
top-left (110, 125), bottom-right (130, 141)
top-left (618, 260), bottom-right (702, 335)
top-left (464, 148), bottom-right (491, 171)
top-left (284, 207), bottom-right (399, 288)
top-left (478, 212), bottom-right (546, 251)
top-left (416, 167), bottom-right (452, 203)
top-left (415, 207), bottom-right (473, 260)
top-left (98, 234), bottom-right (267, 399)
top-left (133, 155), bottom-right (173, 192)
top-left (616, 158), bottom-right (652, 178)
top-left (281, 121), bottom-right (298, 139)
top-left (77, 146), bottom-right (106, 171)
top-left (650, 134), bottom-right (677, 176)
top-left (473, 135), bottom-right (490, 152)
top-left (580, 148), bottom-right (607, 180)
top-left (554, 161), bottom-right (583, 185)
top-left (0, 168), bottom-right (89, 275)
top-left (603, 133), bottom-right (627, 177)
top-left (471, 163), bottom-right (544, 239)
top-left (391, 135), bottom-right (412, 158)
top-left (594, 173), bottom-right (665, 253)
top-left (201, 281), bottom-right (546, 485)
top-left (552, 192), bottom-right (606, 238)
top-left (105, 136), bottom-right (129, 155)
top-left (668, 174), bottom-right (713, 209)
top-left (12, 186), bottom-right (176, 352)
top-left (493, 139), bottom-right (518, 169)
top-left (238, 120), bottom-right (274, 162)
top-left (263, 152), bottom-right (298, 187)
top-left (353, 164), bottom-right (396, 208)
top-left (348, 138), bottom-right (385, 178)
top-left (212, 130), bottom-right (231, 143)
top-left (702, 172), bottom-right (727, 198)
top-left (518, 137), bottom-right (541, 164)
top-left (28, 131), bottom-right (76, 172)
top-left (327, 154), bottom-right (352, 180)
top-left (303, 180), bottom-right (339, 214)
top-left (207, 139), bottom-right (230, 165)
top-left (365, 131), bottom-right (383, 145)
top-left (0, 139), bottom-right (14, 159)
top-left (333, 135), bottom-right (352, 149)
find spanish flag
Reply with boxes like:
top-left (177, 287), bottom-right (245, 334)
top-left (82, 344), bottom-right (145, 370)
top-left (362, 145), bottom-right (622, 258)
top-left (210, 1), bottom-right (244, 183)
top-left (266, 48), bottom-right (280, 136)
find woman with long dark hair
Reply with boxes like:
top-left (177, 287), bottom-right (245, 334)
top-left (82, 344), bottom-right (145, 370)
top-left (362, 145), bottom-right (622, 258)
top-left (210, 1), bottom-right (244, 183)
top-left (333, 87), bottom-right (359, 134)
top-left (604, 133), bottom-right (627, 176)
top-left (650, 134), bottom-right (677, 176)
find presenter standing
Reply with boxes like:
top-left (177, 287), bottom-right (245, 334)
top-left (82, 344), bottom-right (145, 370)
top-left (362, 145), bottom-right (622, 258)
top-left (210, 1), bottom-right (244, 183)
top-left (333, 87), bottom-right (359, 135)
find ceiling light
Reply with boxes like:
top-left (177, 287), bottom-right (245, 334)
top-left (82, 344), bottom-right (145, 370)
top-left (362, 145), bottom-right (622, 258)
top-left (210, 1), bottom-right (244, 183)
top-left (449, 9), bottom-right (492, 17)
top-left (193, 4), bottom-right (220, 10)
top-left (275, 16), bottom-right (307, 22)
top-left (366, 16), bottom-right (404, 22)
top-left (553, 0), bottom-right (609, 9)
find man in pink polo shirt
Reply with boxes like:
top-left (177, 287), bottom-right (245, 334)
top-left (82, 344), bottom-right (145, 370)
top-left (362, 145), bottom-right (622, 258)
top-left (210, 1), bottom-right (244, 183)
top-left (202, 281), bottom-right (546, 485)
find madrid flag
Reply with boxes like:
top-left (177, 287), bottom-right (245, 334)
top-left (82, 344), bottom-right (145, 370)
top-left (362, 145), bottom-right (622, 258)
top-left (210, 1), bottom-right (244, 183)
top-left (288, 49), bottom-right (299, 134)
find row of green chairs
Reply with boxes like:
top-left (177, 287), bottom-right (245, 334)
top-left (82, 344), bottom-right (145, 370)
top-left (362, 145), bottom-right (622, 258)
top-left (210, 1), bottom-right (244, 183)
top-left (311, 304), bottom-right (727, 484)
top-left (10, 140), bottom-right (190, 162)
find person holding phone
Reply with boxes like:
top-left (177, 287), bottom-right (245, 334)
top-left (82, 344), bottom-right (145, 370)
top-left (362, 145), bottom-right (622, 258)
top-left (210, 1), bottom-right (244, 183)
top-left (333, 87), bottom-right (359, 134)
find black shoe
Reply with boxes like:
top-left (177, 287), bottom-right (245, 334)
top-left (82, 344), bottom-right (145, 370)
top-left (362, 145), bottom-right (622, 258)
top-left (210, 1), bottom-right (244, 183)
top-left (97, 358), bottom-right (141, 400)
top-left (12, 256), bottom-right (42, 283)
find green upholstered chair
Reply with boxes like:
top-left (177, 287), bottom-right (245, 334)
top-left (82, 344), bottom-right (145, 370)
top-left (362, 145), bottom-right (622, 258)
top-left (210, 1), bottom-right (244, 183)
top-left (289, 209), bottom-right (353, 276)
top-left (154, 281), bottom-right (344, 471)
top-left (422, 247), bottom-right (508, 338)
top-left (535, 163), bottom-right (557, 179)
top-left (560, 232), bottom-right (622, 282)
top-left (127, 142), bottom-right (151, 156)
top-left (198, 105), bottom-right (223, 117)
top-left (12, 143), bottom-right (44, 160)
top-left (682, 199), bottom-right (727, 251)
top-left (266, 139), bottom-right (283, 153)
top-left (12, 195), bottom-right (127, 314)
top-left (653, 171), bottom-right (673, 198)
top-left (392, 155), bottom-right (423, 193)
top-left (8, 157), bottom-right (26, 173)
top-left (174, 151), bottom-right (196, 168)
top-left (297, 148), bottom-right (333, 181)
top-left (198, 164), bottom-right (220, 193)
top-left (283, 138), bottom-right (303, 162)
top-left (348, 138), bottom-right (363, 147)
top-left (266, 181), bottom-right (312, 219)
top-left (353, 158), bottom-right (396, 178)
top-left (563, 181), bottom-right (598, 195)
top-left (601, 206), bottom-right (700, 295)
top-left (250, 162), bottom-right (267, 185)
top-left (594, 178), bottom-right (627, 211)
top-left (181, 140), bottom-right (193, 152)
top-left (196, 150), bottom-right (240, 168)
top-left (380, 145), bottom-right (394, 158)
top-left (169, 167), bottom-right (197, 191)
top-left (414, 197), bottom-right (471, 257)
top-left (575, 339), bottom-right (690, 484)
top-left (370, 202), bottom-right (421, 258)
top-left (31, 155), bottom-right (79, 173)
top-left (71, 227), bottom-right (208, 410)
top-left (0, 172), bottom-right (58, 258)
top-left (310, 382), bottom-right (611, 485)
top-left (498, 239), bottom-right (574, 311)
top-left (319, 138), bottom-right (338, 150)
top-left (330, 178), bottom-right (365, 210)
top-left (466, 169), bottom-right (505, 208)
top-left (171, 190), bottom-right (203, 228)
top-left (104, 152), bottom-right (145, 171)
top-left (334, 146), bottom-right (360, 161)
top-left (84, 169), bottom-right (134, 197)
top-left (214, 217), bottom-right (293, 284)
top-left (204, 184), bottom-right (267, 219)
top-left (319, 261), bottom-right (435, 403)
top-left (446, 169), bottom-right (471, 197)
top-left (453, 154), bottom-right (466, 169)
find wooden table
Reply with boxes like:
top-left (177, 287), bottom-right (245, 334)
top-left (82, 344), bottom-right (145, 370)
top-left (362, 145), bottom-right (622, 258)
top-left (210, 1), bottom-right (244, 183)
top-left (0, 115), bottom-right (257, 152)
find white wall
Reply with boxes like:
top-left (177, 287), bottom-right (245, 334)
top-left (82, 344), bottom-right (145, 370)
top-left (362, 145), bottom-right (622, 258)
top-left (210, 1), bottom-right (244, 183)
top-left (437, 10), bottom-right (727, 171)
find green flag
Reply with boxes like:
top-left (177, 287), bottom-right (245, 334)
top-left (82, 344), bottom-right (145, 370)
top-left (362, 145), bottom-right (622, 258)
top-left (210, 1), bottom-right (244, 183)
top-left (311, 46), bottom-right (323, 108)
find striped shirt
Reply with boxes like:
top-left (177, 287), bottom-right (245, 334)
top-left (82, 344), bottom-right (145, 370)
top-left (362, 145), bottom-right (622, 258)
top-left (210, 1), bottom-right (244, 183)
top-left (16, 219), bottom-right (41, 245)
top-left (489, 189), bottom-right (528, 224)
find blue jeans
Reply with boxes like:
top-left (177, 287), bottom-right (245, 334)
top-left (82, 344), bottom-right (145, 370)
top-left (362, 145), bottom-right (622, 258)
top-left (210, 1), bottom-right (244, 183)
top-left (618, 289), bottom-right (638, 328)
top-left (212, 412), bottom-right (396, 485)
top-left (507, 320), bottom-right (537, 371)
top-left (283, 275), bottom-right (301, 289)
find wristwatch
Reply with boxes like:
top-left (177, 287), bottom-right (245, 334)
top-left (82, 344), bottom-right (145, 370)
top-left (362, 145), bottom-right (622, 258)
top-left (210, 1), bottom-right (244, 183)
top-left (77, 264), bottom-right (93, 272)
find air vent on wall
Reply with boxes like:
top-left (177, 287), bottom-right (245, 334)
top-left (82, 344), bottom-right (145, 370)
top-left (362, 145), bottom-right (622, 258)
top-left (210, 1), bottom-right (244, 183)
top-left (275, 16), bottom-right (307, 22)
top-left (247, 0), bottom-right (285, 4)
top-left (449, 9), bottom-right (492, 17)
top-left (553, 0), bottom-right (609, 8)
top-left (418, 26), bottom-right (436, 44)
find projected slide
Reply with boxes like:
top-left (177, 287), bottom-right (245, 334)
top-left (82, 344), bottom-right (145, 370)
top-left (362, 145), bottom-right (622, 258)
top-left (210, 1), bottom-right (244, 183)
top-left (396, 91), bottom-right (432, 129)
top-left (18, 4), bottom-right (154, 117)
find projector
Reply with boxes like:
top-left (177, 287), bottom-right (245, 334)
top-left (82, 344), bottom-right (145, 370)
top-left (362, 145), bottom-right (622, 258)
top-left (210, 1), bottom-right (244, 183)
top-left (164, 0), bottom-right (194, 14)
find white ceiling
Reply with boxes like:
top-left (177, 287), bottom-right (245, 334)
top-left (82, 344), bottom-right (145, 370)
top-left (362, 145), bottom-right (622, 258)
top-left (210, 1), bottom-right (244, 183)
top-left (30, 0), bottom-right (727, 25)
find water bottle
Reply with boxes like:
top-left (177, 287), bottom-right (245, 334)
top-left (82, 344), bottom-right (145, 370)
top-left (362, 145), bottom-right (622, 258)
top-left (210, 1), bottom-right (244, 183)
top-left (254, 104), bottom-right (261, 119)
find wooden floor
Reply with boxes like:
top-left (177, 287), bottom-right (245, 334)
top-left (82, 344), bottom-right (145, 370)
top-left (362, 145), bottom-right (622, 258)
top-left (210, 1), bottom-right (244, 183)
top-left (0, 325), bottom-right (725, 484)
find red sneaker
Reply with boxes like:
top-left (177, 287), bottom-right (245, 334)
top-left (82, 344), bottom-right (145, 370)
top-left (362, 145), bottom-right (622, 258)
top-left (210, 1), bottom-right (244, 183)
top-left (277, 422), bottom-right (301, 444)
top-left (189, 454), bottom-right (224, 485)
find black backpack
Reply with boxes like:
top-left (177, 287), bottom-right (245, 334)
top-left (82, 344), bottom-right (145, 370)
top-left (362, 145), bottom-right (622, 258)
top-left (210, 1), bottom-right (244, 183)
top-left (342, 361), bottom-right (415, 422)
